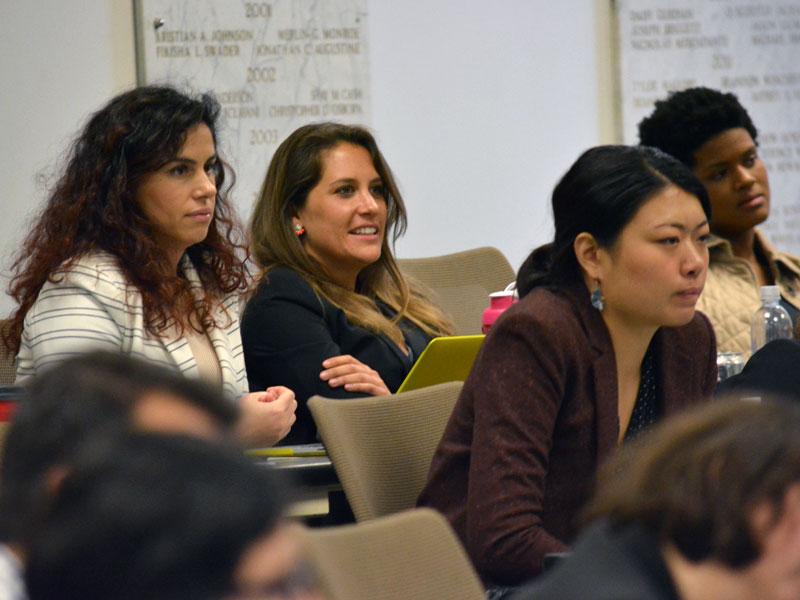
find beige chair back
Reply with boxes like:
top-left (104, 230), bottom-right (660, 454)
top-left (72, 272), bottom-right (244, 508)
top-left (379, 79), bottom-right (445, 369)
top-left (302, 508), bottom-right (485, 600)
top-left (399, 246), bottom-right (515, 335)
top-left (308, 381), bottom-right (462, 522)
top-left (0, 320), bottom-right (15, 385)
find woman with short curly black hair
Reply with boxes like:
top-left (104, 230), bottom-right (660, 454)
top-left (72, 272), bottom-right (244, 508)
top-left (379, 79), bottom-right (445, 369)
top-left (639, 87), bottom-right (800, 355)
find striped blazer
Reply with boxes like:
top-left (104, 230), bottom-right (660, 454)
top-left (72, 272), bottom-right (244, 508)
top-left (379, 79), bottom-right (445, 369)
top-left (16, 252), bottom-right (249, 398)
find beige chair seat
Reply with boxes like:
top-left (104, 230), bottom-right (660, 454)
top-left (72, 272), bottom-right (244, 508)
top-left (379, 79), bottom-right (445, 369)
top-left (302, 508), bottom-right (485, 600)
top-left (399, 246), bottom-right (515, 335)
top-left (308, 381), bottom-right (462, 522)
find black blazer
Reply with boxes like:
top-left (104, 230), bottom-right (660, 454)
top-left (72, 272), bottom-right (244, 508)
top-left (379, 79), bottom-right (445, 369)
top-left (512, 520), bottom-right (679, 600)
top-left (716, 338), bottom-right (800, 401)
top-left (241, 267), bottom-right (431, 444)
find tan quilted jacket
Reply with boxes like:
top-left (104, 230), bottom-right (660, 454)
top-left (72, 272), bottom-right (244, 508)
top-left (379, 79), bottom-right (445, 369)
top-left (697, 230), bottom-right (800, 357)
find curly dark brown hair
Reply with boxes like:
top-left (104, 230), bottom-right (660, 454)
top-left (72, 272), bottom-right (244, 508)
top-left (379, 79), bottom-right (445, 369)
top-left (3, 86), bottom-right (248, 354)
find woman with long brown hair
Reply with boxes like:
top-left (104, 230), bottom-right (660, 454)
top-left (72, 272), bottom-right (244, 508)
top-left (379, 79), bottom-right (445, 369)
top-left (3, 85), bottom-right (295, 446)
top-left (242, 122), bottom-right (452, 444)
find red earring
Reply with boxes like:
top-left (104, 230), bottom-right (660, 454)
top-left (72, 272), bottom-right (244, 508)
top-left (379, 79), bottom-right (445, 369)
top-left (293, 224), bottom-right (305, 237)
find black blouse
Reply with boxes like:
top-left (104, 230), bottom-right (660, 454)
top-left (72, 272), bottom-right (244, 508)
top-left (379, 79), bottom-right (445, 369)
top-left (624, 346), bottom-right (660, 442)
top-left (241, 267), bottom-right (432, 444)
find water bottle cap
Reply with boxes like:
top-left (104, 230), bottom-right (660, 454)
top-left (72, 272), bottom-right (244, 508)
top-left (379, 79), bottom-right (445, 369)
top-left (759, 285), bottom-right (781, 302)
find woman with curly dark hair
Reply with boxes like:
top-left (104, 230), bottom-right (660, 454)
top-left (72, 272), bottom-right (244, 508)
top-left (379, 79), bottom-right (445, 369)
top-left (2, 85), bottom-right (296, 446)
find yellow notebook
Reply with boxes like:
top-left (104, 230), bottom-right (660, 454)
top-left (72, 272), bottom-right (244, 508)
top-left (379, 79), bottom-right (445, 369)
top-left (397, 335), bottom-right (485, 393)
top-left (246, 443), bottom-right (327, 458)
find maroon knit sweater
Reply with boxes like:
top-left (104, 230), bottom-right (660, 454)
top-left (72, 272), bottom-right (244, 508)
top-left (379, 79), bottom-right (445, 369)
top-left (418, 284), bottom-right (717, 586)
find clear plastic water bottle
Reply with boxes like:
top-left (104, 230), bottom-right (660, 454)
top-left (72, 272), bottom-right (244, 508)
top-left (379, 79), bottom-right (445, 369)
top-left (716, 352), bottom-right (745, 382)
top-left (750, 285), bottom-right (793, 354)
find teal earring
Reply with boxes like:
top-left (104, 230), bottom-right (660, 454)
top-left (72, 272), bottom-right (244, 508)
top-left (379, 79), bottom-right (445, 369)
top-left (590, 282), bottom-right (604, 311)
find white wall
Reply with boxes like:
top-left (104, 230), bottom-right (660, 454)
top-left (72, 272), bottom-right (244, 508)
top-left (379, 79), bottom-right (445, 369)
top-left (0, 0), bottom-right (137, 316)
top-left (370, 1), bottom-right (603, 267)
top-left (0, 0), bottom-right (606, 316)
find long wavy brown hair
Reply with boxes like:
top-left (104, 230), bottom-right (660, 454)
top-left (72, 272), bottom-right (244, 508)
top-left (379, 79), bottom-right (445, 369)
top-left (250, 122), bottom-right (452, 346)
top-left (3, 86), bottom-right (248, 354)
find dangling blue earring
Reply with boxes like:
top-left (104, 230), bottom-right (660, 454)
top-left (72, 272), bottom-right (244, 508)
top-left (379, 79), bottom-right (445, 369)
top-left (591, 282), bottom-right (604, 312)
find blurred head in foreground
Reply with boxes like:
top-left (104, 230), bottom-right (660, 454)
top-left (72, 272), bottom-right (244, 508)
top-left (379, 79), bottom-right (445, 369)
top-left (523, 400), bottom-right (800, 600)
top-left (0, 351), bottom-right (238, 550)
top-left (25, 433), bottom-right (318, 600)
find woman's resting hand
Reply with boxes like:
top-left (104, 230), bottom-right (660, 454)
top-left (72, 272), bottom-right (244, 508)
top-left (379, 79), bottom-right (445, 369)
top-left (320, 354), bottom-right (391, 397)
top-left (236, 386), bottom-right (297, 446)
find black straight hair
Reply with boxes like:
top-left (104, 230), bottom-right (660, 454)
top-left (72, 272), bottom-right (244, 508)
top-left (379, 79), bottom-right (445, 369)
top-left (516, 145), bottom-right (710, 297)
